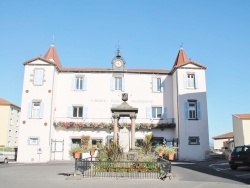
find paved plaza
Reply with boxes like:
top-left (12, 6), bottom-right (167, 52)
top-left (0, 160), bottom-right (249, 188)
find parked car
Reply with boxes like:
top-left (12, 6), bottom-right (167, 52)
top-left (228, 145), bottom-right (250, 170)
top-left (0, 152), bottom-right (8, 163)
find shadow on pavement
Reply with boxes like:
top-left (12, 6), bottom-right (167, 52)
top-left (172, 160), bottom-right (250, 185)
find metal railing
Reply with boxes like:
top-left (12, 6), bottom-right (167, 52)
top-left (75, 157), bottom-right (171, 179)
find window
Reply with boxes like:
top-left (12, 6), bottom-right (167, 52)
top-left (135, 139), bottom-right (143, 147)
top-left (152, 107), bottom-right (162, 119)
top-left (72, 75), bottom-right (87, 91)
top-left (187, 73), bottom-right (195, 88)
top-left (185, 100), bottom-right (201, 120)
top-left (184, 73), bottom-right (198, 89)
top-left (8, 141), bottom-right (11, 147)
top-left (188, 101), bottom-right (196, 119)
top-left (15, 131), bottom-right (18, 138)
top-left (111, 76), bottom-right (124, 91)
top-left (28, 137), bottom-right (39, 145)
top-left (115, 77), bottom-right (122, 91)
top-left (73, 106), bottom-right (83, 118)
top-left (188, 137), bottom-right (200, 145)
top-left (16, 120), bottom-right (19, 127)
top-left (32, 102), bottom-right (41, 118)
top-left (10, 119), bottom-right (13, 126)
top-left (152, 77), bottom-right (162, 92)
top-left (91, 139), bottom-right (103, 148)
top-left (33, 69), bottom-right (44, 86)
top-left (76, 77), bottom-right (83, 90)
top-left (8, 130), bottom-right (11, 137)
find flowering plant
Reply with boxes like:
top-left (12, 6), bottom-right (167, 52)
top-left (54, 121), bottom-right (175, 130)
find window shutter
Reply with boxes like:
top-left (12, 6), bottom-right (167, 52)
top-left (152, 77), bottom-right (157, 92)
top-left (184, 102), bottom-right (189, 119)
top-left (161, 79), bottom-right (165, 92)
top-left (83, 77), bottom-right (87, 91)
top-left (27, 103), bottom-right (32, 118)
top-left (71, 77), bottom-right (75, 90)
top-left (34, 69), bottom-right (43, 85)
top-left (110, 77), bottom-right (115, 91)
top-left (197, 102), bottom-right (201, 119)
top-left (122, 77), bottom-right (125, 91)
top-left (146, 107), bottom-right (152, 119)
top-left (39, 102), bottom-right (44, 118)
top-left (67, 106), bottom-right (72, 118)
top-left (83, 107), bottom-right (88, 119)
top-left (163, 107), bottom-right (167, 120)
top-left (195, 74), bottom-right (199, 89)
top-left (183, 74), bottom-right (188, 89)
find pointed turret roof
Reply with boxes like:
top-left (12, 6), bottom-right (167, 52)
top-left (44, 45), bottom-right (62, 68)
top-left (173, 48), bottom-right (189, 67)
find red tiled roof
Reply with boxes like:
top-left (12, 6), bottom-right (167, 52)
top-left (23, 56), bottom-right (58, 66)
top-left (44, 45), bottom-right (62, 68)
top-left (212, 132), bottom-right (234, 140)
top-left (173, 48), bottom-right (189, 67)
top-left (0, 98), bottom-right (20, 109)
top-left (171, 48), bottom-right (207, 71)
top-left (234, 114), bottom-right (250, 119)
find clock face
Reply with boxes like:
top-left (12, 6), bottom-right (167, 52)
top-left (115, 60), bottom-right (122, 67)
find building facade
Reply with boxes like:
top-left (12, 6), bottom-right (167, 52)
top-left (232, 114), bottom-right (250, 147)
top-left (212, 132), bottom-right (234, 150)
top-left (17, 45), bottom-right (209, 162)
top-left (0, 98), bottom-right (20, 148)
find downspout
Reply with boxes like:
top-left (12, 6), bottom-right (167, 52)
top-left (176, 70), bottom-right (180, 160)
top-left (49, 67), bottom-right (56, 161)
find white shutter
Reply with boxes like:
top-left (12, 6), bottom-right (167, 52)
top-left (110, 77), bottom-right (115, 91)
top-left (163, 107), bottom-right (167, 120)
top-left (152, 77), bottom-right (157, 92)
top-left (71, 77), bottom-right (75, 90)
top-left (183, 74), bottom-right (188, 89)
top-left (122, 77), bottom-right (125, 91)
top-left (34, 69), bottom-right (44, 85)
top-left (27, 103), bottom-right (32, 118)
top-left (39, 102), bottom-right (44, 118)
top-left (195, 74), bottom-right (199, 89)
top-left (83, 107), bottom-right (88, 119)
top-left (161, 79), bottom-right (165, 92)
top-left (67, 106), bottom-right (72, 118)
top-left (83, 77), bottom-right (87, 91)
top-left (146, 107), bottom-right (152, 119)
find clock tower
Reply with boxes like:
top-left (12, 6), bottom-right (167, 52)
top-left (112, 49), bottom-right (125, 70)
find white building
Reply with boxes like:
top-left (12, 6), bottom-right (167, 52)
top-left (212, 132), bottom-right (234, 150)
top-left (17, 45), bottom-right (209, 162)
top-left (232, 114), bottom-right (250, 147)
top-left (0, 98), bottom-right (20, 148)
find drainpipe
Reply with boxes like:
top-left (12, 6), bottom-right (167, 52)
top-left (49, 67), bottom-right (56, 161)
top-left (176, 70), bottom-right (180, 160)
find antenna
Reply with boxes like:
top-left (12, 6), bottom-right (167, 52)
top-left (52, 35), bottom-right (55, 45)
top-left (180, 42), bottom-right (183, 49)
top-left (115, 40), bottom-right (121, 57)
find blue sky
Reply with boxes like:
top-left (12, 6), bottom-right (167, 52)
top-left (1, 1), bottom-right (250, 141)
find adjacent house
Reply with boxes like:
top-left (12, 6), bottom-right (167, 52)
top-left (0, 98), bottom-right (20, 148)
top-left (212, 132), bottom-right (234, 150)
top-left (17, 45), bottom-right (209, 162)
top-left (232, 114), bottom-right (250, 147)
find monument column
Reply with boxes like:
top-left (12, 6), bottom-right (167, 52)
top-left (113, 114), bottom-right (119, 144)
top-left (130, 114), bottom-right (136, 150)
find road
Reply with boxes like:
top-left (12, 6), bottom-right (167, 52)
top-left (0, 160), bottom-right (249, 188)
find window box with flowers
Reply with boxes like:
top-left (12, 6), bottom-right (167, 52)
top-left (54, 122), bottom-right (175, 130)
